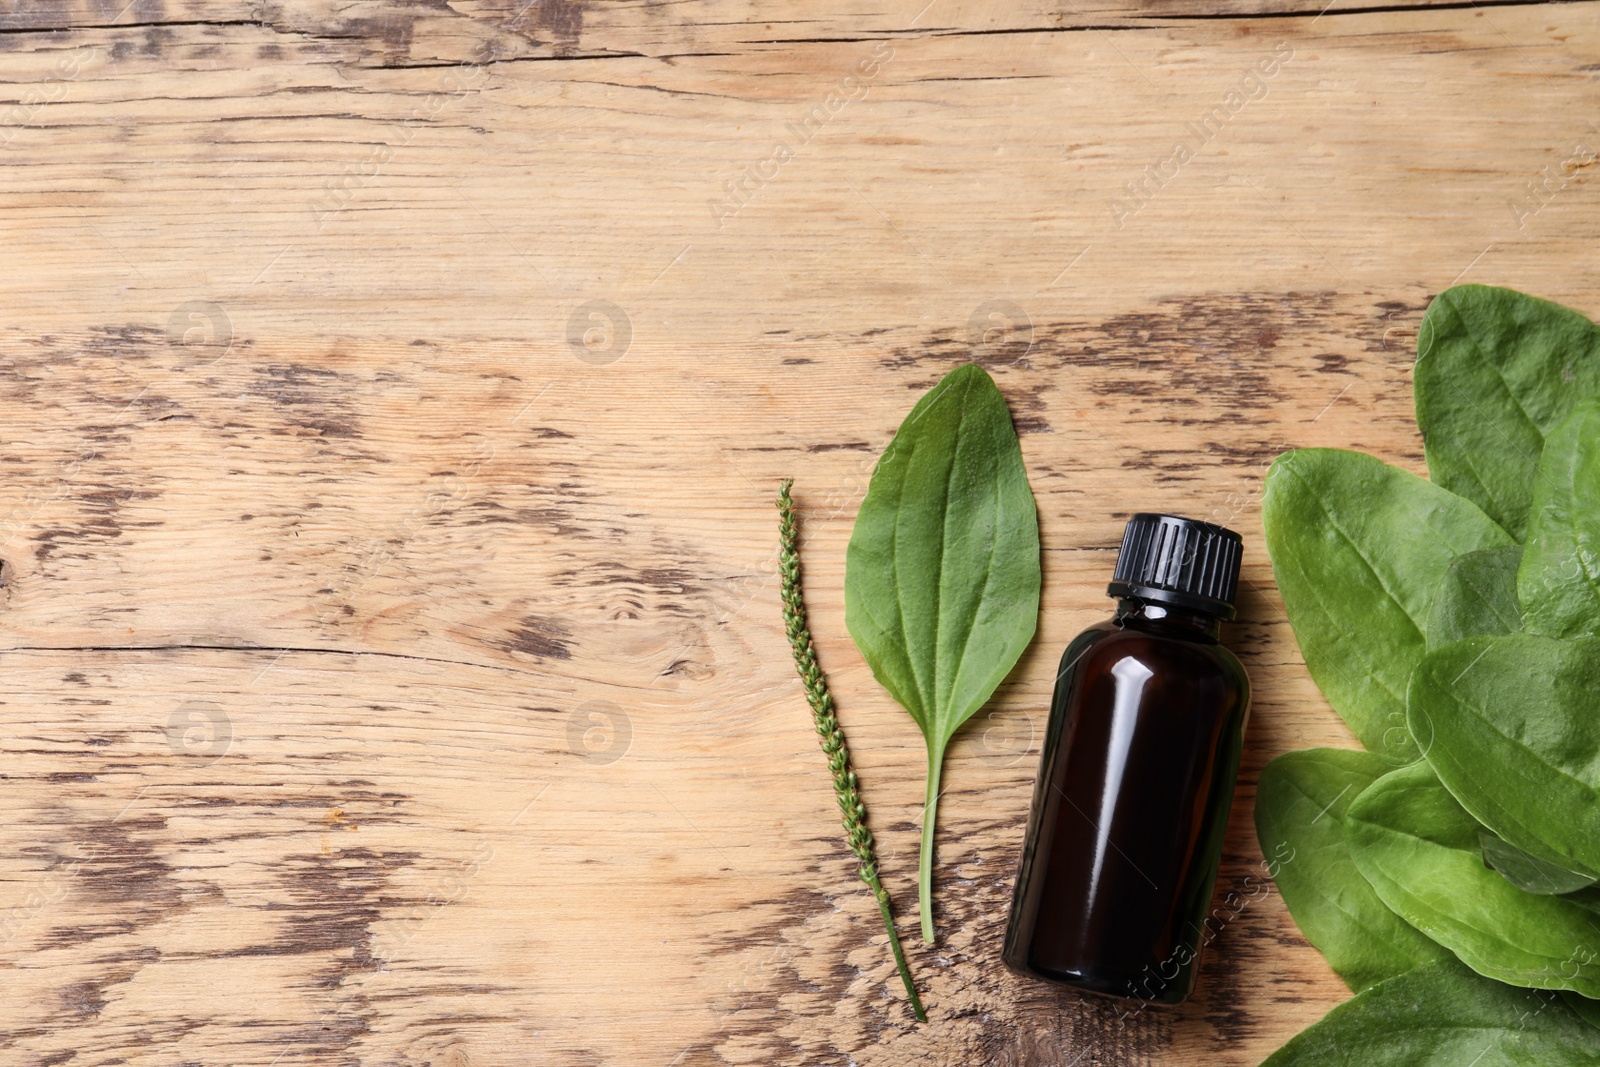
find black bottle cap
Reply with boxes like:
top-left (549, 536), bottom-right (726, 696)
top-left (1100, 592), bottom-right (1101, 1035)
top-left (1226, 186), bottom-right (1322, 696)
top-left (1106, 513), bottom-right (1243, 621)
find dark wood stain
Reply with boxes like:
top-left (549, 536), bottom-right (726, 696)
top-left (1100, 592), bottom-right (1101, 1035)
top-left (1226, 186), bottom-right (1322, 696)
top-left (254, 364), bottom-right (366, 443)
top-left (47, 813), bottom-right (183, 946)
top-left (500, 613), bottom-right (574, 659)
top-left (529, 0), bottom-right (588, 53)
top-left (1314, 353), bottom-right (1352, 374)
top-left (871, 293), bottom-right (1354, 439)
top-left (460, 501), bottom-right (585, 538)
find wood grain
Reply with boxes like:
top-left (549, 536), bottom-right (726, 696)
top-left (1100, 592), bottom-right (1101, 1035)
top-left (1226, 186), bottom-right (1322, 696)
top-left (0, 0), bottom-right (1596, 1063)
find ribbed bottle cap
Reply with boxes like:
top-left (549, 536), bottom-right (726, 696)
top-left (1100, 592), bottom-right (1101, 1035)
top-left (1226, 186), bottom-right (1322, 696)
top-left (1106, 513), bottom-right (1243, 620)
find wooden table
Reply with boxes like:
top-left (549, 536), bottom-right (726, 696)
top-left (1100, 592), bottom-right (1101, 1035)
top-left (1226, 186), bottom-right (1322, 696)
top-left (0, 1), bottom-right (1594, 1063)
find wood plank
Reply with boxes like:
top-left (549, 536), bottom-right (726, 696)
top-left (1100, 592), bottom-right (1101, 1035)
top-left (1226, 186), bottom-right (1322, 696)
top-left (8, 0), bottom-right (1587, 55)
top-left (0, 1), bottom-right (1594, 1063)
top-left (0, 7), bottom-right (1594, 338)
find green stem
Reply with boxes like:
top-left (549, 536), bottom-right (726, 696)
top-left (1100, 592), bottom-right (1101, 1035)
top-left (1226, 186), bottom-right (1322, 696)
top-left (864, 868), bottom-right (927, 1021)
top-left (777, 478), bottom-right (926, 1022)
top-left (919, 745), bottom-right (944, 943)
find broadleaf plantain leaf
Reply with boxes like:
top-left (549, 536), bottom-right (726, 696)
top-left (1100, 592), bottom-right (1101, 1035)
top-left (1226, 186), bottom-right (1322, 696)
top-left (845, 363), bottom-right (1040, 941)
top-left (1415, 285), bottom-right (1600, 540)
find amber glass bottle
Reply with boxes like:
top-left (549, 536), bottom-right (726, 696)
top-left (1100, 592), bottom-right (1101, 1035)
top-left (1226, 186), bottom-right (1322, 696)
top-left (1003, 513), bottom-right (1249, 1004)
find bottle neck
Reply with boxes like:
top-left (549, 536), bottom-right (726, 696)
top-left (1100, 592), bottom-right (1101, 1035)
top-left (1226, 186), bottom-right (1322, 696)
top-left (1113, 597), bottom-right (1223, 640)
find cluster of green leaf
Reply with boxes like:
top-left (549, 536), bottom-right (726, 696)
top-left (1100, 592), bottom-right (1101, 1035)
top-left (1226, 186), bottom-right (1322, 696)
top-left (1257, 285), bottom-right (1600, 1064)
